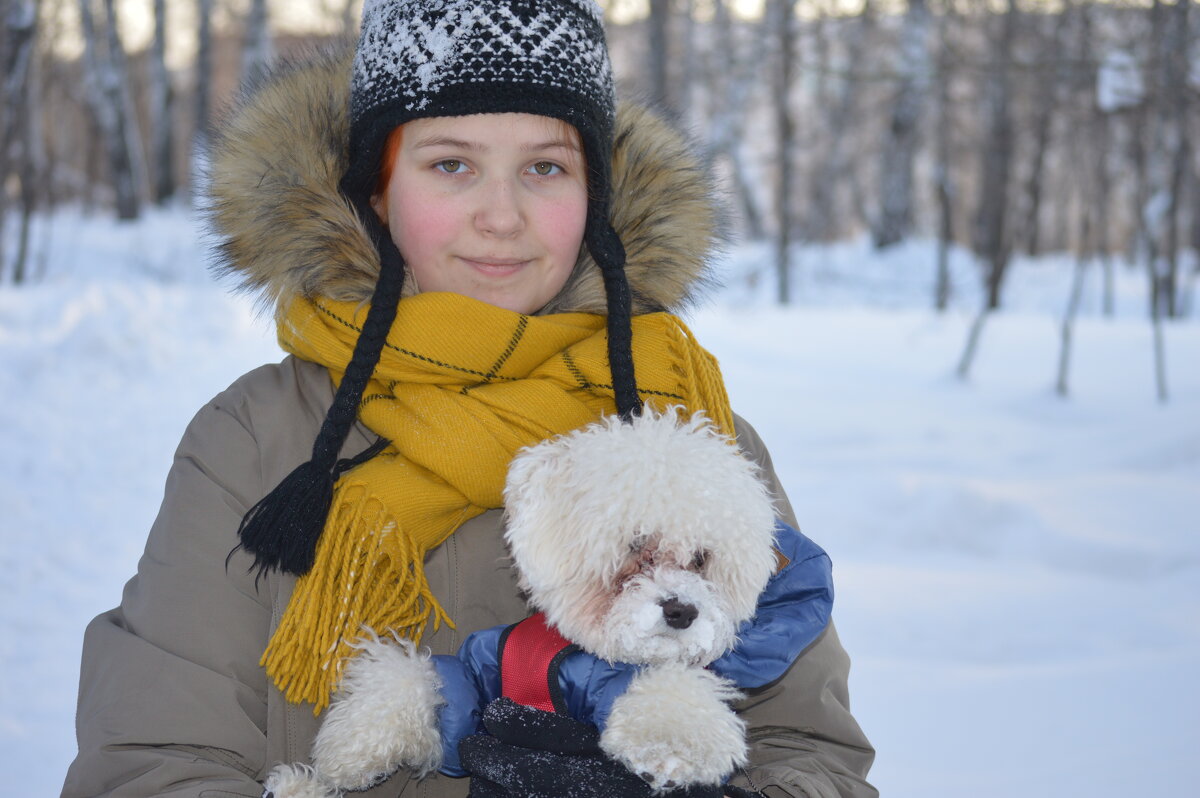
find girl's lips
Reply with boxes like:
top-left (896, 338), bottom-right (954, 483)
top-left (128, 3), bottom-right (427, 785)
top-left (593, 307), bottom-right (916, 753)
top-left (459, 257), bottom-right (530, 275)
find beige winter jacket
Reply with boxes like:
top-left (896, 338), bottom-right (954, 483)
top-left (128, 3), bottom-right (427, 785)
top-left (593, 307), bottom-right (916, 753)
top-left (62, 50), bottom-right (876, 798)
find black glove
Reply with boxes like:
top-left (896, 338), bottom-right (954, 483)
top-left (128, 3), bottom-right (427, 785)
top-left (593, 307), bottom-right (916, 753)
top-left (459, 697), bottom-right (749, 798)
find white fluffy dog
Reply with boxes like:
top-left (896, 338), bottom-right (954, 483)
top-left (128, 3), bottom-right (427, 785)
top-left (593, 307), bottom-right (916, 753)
top-left (265, 407), bottom-right (779, 797)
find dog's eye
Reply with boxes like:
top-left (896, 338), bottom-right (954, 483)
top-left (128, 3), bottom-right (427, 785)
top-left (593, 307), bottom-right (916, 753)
top-left (690, 551), bottom-right (709, 570)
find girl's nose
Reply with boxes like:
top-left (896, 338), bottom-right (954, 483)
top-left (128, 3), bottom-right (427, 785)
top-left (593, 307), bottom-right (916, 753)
top-left (474, 179), bottom-right (524, 237)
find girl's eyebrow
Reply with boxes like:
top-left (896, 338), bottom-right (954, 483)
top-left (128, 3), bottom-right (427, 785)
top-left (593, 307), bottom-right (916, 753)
top-left (411, 136), bottom-right (486, 151)
top-left (523, 138), bottom-right (582, 154)
top-left (411, 136), bottom-right (581, 154)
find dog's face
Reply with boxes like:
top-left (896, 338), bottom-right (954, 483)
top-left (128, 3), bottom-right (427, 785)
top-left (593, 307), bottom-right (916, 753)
top-left (587, 532), bottom-right (738, 665)
top-left (504, 409), bottom-right (779, 666)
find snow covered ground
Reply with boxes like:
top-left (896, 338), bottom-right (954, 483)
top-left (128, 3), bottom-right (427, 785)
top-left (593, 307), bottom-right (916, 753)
top-left (2, 208), bottom-right (1196, 797)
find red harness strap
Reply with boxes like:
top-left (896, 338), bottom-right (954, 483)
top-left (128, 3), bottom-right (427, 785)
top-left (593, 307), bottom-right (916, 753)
top-left (499, 612), bottom-right (579, 714)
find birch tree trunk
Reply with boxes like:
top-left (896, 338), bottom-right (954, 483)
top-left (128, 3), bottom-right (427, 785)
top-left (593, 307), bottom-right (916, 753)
top-left (874, 0), bottom-right (931, 249)
top-left (959, 0), bottom-right (1019, 380)
top-left (1056, 204), bottom-right (1092, 398)
top-left (149, 0), bottom-right (175, 204)
top-left (1056, 4), bottom-right (1102, 399)
top-left (1187, 167), bottom-right (1200, 318)
top-left (192, 0), bottom-right (215, 201)
top-left (972, 0), bottom-right (1018, 312)
top-left (805, 0), bottom-right (874, 242)
top-left (679, 0), bottom-right (696, 121)
top-left (1158, 0), bottom-right (1190, 320)
top-left (78, 0), bottom-right (142, 220)
top-left (932, 0), bottom-right (957, 312)
top-left (1, 0), bottom-right (37, 283)
top-left (647, 0), bottom-right (672, 112)
top-left (243, 0), bottom-right (274, 85)
top-left (769, 0), bottom-right (798, 304)
top-left (705, 0), bottom-right (769, 240)
top-left (1074, 1), bottom-right (1115, 316)
top-left (1019, 12), bottom-right (1069, 258)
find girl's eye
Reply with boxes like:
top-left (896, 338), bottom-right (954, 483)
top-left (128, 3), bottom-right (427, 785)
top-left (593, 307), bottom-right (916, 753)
top-left (435, 160), bottom-right (463, 174)
top-left (530, 161), bottom-right (561, 176)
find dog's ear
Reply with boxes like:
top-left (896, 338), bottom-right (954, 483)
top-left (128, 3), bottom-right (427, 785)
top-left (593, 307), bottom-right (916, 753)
top-left (503, 434), bottom-right (572, 544)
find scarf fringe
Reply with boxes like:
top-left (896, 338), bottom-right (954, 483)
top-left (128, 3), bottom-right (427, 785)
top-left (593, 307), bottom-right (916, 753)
top-left (262, 486), bottom-right (452, 712)
top-left (665, 318), bottom-right (735, 440)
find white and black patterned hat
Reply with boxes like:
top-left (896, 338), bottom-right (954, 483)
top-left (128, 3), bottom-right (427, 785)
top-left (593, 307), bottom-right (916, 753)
top-left (238, 0), bottom-right (640, 578)
top-left (342, 0), bottom-right (615, 199)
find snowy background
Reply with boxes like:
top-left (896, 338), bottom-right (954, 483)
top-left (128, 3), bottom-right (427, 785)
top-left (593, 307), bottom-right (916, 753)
top-left (1, 208), bottom-right (1196, 797)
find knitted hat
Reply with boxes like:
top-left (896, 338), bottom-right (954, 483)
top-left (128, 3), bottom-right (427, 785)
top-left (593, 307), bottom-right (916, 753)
top-left (238, 0), bottom-right (640, 578)
top-left (341, 0), bottom-right (616, 210)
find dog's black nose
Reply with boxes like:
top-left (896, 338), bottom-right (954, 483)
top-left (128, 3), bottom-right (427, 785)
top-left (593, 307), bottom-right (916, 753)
top-left (660, 598), bottom-right (698, 629)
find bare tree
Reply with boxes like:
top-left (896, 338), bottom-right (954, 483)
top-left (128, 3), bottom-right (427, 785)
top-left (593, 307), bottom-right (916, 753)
top-left (769, 0), bottom-right (798, 304)
top-left (1, 0), bottom-right (38, 283)
top-left (804, 0), bottom-right (875, 243)
top-left (1056, 208), bottom-right (1092, 398)
top-left (77, 0), bottom-right (143, 220)
top-left (931, 1), bottom-right (958, 311)
top-left (243, 0), bottom-right (275, 85)
top-left (1056, 2), bottom-right (1104, 398)
top-left (873, 0), bottom-right (932, 249)
top-left (958, 0), bottom-right (1019, 380)
top-left (1139, 0), bottom-right (1190, 399)
top-left (192, 0), bottom-right (216, 200)
top-left (646, 0), bottom-right (672, 112)
top-left (1154, 0), bottom-right (1191, 322)
top-left (148, 0), bottom-right (175, 204)
top-left (1186, 165), bottom-right (1200, 318)
top-left (972, 0), bottom-right (1018, 312)
top-left (1071, 1), bottom-right (1117, 317)
top-left (11, 45), bottom-right (45, 284)
top-left (678, 0), bottom-right (697, 120)
top-left (704, 0), bottom-right (769, 240)
top-left (1018, 11), bottom-right (1069, 258)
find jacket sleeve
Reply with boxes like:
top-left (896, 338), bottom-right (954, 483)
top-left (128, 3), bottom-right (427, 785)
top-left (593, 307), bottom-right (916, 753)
top-left (431, 625), bottom-right (506, 777)
top-left (730, 418), bottom-right (877, 798)
top-left (62, 385), bottom-right (276, 797)
top-left (710, 520), bottom-right (834, 689)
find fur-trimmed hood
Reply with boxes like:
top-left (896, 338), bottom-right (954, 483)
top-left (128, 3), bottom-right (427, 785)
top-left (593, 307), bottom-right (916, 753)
top-left (207, 48), bottom-right (722, 315)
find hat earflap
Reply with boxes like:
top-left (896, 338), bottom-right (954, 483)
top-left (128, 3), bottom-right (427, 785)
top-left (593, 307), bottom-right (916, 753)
top-left (235, 195), bottom-right (402, 578)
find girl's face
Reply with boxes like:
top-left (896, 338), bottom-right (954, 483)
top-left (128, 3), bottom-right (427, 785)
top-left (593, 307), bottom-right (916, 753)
top-left (372, 113), bottom-right (588, 315)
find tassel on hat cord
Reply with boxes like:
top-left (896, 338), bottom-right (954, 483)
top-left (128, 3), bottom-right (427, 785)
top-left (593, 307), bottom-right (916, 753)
top-left (236, 197), bottom-right (406, 578)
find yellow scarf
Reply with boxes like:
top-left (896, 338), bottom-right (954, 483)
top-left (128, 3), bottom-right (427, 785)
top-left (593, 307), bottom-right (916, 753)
top-left (265, 292), bottom-right (733, 710)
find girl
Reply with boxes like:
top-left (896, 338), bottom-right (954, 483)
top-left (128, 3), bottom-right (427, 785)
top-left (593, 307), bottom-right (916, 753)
top-left (63, 2), bottom-right (875, 797)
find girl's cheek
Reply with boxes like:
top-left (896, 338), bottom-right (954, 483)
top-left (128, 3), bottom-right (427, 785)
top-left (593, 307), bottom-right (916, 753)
top-left (539, 194), bottom-right (588, 253)
top-left (391, 194), bottom-right (458, 259)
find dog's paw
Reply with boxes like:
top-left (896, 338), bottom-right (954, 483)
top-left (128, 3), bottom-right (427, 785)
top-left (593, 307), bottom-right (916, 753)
top-left (600, 665), bottom-right (746, 790)
top-left (312, 632), bottom-right (444, 790)
top-left (262, 763), bottom-right (336, 798)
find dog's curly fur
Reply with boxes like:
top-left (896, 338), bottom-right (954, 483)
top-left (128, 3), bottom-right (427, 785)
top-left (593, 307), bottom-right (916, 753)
top-left (504, 409), bottom-right (778, 667)
top-left (501, 408), bottom-right (777, 791)
top-left (206, 48), bottom-right (724, 317)
top-left (311, 633), bottom-right (445, 790)
top-left (601, 665), bottom-right (748, 788)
